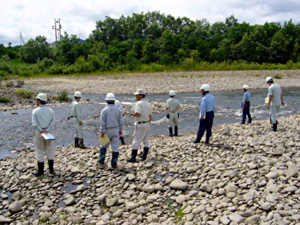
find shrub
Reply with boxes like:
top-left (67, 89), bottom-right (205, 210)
top-left (15, 89), bottom-right (33, 99)
top-left (0, 96), bottom-right (10, 103)
top-left (181, 58), bottom-right (196, 70)
top-left (274, 74), bottom-right (283, 79)
top-left (57, 91), bottom-right (71, 102)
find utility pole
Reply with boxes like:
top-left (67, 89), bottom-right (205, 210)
top-left (52, 18), bottom-right (62, 46)
top-left (20, 33), bottom-right (25, 46)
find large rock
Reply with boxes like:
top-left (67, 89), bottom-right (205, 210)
top-left (200, 183), bottom-right (212, 193)
top-left (106, 197), bottom-right (118, 207)
top-left (170, 179), bottom-right (188, 190)
top-left (245, 215), bottom-right (260, 224)
top-left (9, 201), bottom-right (22, 213)
top-left (0, 216), bottom-right (11, 223)
top-left (64, 195), bottom-right (76, 206)
top-left (229, 213), bottom-right (244, 223)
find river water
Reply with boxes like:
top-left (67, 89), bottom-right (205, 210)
top-left (1, 87), bottom-right (299, 159)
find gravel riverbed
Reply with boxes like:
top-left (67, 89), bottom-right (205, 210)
top-left (0, 114), bottom-right (299, 224)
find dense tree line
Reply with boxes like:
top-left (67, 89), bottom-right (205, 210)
top-left (1, 11), bottom-right (300, 77)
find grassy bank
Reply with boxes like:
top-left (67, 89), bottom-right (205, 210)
top-left (1, 58), bottom-right (300, 80)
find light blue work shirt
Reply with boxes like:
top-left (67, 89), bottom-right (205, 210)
top-left (200, 93), bottom-right (215, 118)
top-left (243, 91), bottom-right (251, 102)
top-left (100, 104), bottom-right (123, 133)
top-left (32, 105), bottom-right (55, 132)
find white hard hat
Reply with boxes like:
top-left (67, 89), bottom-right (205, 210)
top-left (134, 89), bottom-right (145, 95)
top-left (74, 91), bottom-right (82, 98)
top-left (200, 84), bottom-right (210, 92)
top-left (265, 77), bottom-right (273, 83)
top-left (105, 93), bottom-right (115, 101)
top-left (243, 85), bottom-right (249, 89)
top-left (36, 93), bottom-right (47, 102)
top-left (169, 90), bottom-right (176, 96)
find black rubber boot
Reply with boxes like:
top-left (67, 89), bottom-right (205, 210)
top-left (75, 137), bottom-right (79, 147)
top-left (120, 136), bottom-right (125, 145)
top-left (193, 139), bottom-right (200, 143)
top-left (98, 148), bottom-right (107, 165)
top-left (174, 126), bottom-right (178, 136)
top-left (32, 162), bottom-right (44, 176)
top-left (241, 120), bottom-right (245, 124)
top-left (141, 147), bottom-right (149, 161)
top-left (205, 137), bottom-right (210, 144)
top-left (168, 127), bottom-right (173, 137)
top-left (48, 160), bottom-right (54, 174)
top-left (127, 149), bottom-right (138, 163)
top-left (78, 139), bottom-right (87, 149)
top-left (273, 121), bottom-right (278, 132)
top-left (111, 152), bottom-right (119, 169)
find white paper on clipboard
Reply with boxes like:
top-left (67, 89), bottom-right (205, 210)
top-left (41, 133), bottom-right (56, 140)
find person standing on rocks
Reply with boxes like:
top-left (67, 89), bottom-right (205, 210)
top-left (193, 84), bottom-right (215, 144)
top-left (241, 85), bottom-right (252, 124)
top-left (71, 91), bottom-right (87, 149)
top-left (127, 89), bottom-right (152, 162)
top-left (31, 93), bottom-right (56, 176)
top-left (166, 90), bottom-right (182, 136)
top-left (266, 77), bottom-right (285, 131)
top-left (99, 93), bottom-right (124, 168)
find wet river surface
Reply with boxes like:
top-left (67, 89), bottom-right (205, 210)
top-left (1, 87), bottom-right (299, 159)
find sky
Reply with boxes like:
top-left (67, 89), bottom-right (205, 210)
top-left (1, 0), bottom-right (300, 46)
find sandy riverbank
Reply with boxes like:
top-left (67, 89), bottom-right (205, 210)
top-left (1, 70), bottom-right (300, 111)
top-left (22, 70), bottom-right (300, 94)
top-left (0, 114), bottom-right (299, 224)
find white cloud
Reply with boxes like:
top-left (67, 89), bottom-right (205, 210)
top-left (0, 0), bottom-right (299, 46)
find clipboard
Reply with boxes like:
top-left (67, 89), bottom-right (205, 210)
top-left (265, 97), bottom-right (269, 104)
top-left (99, 133), bottom-right (110, 146)
top-left (41, 133), bottom-right (55, 140)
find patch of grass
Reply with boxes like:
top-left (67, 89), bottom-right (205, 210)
top-left (15, 89), bottom-right (33, 99)
top-left (181, 74), bottom-right (188, 78)
top-left (255, 74), bottom-right (261, 77)
top-left (0, 96), bottom-right (10, 103)
top-left (57, 91), bottom-right (71, 102)
top-left (175, 205), bottom-right (186, 224)
top-left (274, 74), bottom-right (283, 79)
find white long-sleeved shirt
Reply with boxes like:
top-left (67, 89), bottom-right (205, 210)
top-left (71, 101), bottom-right (82, 122)
top-left (32, 105), bottom-right (55, 132)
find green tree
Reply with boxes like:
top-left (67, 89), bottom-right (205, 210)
top-left (20, 36), bottom-right (50, 63)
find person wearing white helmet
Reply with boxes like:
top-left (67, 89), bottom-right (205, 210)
top-left (31, 93), bottom-right (56, 176)
top-left (71, 91), bottom-right (86, 149)
top-left (265, 77), bottom-right (285, 131)
top-left (99, 93), bottom-right (124, 168)
top-left (166, 90), bottom-right (182, 136)
top-left (241, 85), bottom-right (252, 124)
top-left (193, 84), bottom-right (215, 144)
top-left (127, 89), bottom-right (152, 162)
top-left (106, 98), bottom-right (126, 145)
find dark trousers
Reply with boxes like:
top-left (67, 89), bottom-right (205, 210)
top-left (242, 101), bottom-right (252, 124)
top-left (196, 111), bottom-right (214, 141)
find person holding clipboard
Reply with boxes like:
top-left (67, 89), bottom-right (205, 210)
top-left (31, 93), bottom-right (56, 176)
top-left (98, 93), bottom-right (124, 169)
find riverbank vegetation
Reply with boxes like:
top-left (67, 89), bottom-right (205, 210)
top-left (1, 12), bottom-right (300, 80)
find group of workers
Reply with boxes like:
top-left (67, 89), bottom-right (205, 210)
top-left (31, 76), bottom-right (284, 176)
